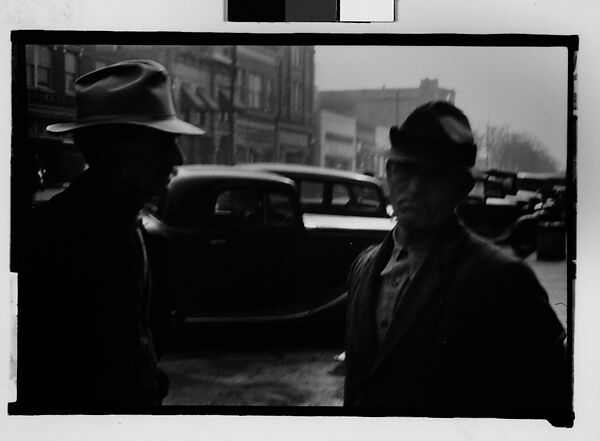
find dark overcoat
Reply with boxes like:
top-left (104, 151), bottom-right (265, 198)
top-left (17, 169), bottom-right (168, 412)
top-left (344, 217), bottom-right (570, 420)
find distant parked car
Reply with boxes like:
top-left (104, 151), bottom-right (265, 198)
top-left (141, 165), bottom-right (393, 334)
top-left (501, 172), bottom-right (567, 257)
top-left (237, 163), bottom-right (392, 224)
top-left (457, 169), bottom-right (525, 238)
top-left (517, 172), bottom-right (565, 197)
top-left (458, 169), bottom-right (568, 257)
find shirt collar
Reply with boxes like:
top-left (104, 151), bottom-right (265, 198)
top-left (390, 226), bottom-right (436, 277)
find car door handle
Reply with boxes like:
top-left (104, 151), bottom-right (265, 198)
top-left (209, 238), bottom-right (227, 245)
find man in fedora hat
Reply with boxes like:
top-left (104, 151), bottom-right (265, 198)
top-left (19, 60), bottom-right (204, 411)
top-left (343, 101), bottom-right (570, 421)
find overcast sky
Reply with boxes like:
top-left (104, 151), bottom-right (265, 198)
top-left (314, 46), bottom-right (568, 169)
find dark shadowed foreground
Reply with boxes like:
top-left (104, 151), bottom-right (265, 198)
top-left (160, 249), bottom-right (566, 407)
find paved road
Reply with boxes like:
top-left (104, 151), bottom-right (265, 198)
top-left (525, 253), bottom-right (568, 328)
top-left (160, 249), bottom-right (568, 407)
top-left (163, 345), bottom-right (344, 406)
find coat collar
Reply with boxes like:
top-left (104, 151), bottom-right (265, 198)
top-left (50, 168), bottom-right (142, 229)
top-left (352, 230), bottom-right (395, 366)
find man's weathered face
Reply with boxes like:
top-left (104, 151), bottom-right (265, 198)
top-left (106, 126), bottom-right (183, 202)
top-left (386, 159), bottom-right (467, 236)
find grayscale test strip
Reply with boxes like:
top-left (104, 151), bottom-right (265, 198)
top-left (227, 0), bottom-right (395, 22)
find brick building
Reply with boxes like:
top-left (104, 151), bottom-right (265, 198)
top-left (24, 44), bottom-right (91, 190)
top-left (276, 46), bottom-right (315, 164)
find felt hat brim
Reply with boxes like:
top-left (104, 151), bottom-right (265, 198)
top-left (46, 115), bottom-right (206, 135)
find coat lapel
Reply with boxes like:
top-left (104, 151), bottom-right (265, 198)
top-left (351, 232), bottom-right (395, 369)
top-left (371, 219), bottom-right (469, 374)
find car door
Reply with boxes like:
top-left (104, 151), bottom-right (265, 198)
top-left (260, 187), bottom-right (308, 310)
top-left (209, 184), bottom-right (309, 314)
top-left (199, 185), bottom-right (274, 314)
top-left (152, 180), bottom-right (229, 317)
top-left (157, 182), bottom-right (270, 316)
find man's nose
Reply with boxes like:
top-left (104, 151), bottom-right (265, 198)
top-left (402, 171), bottom-right (427, 195)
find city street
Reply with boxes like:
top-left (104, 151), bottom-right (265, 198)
top-left (160, 248), bottom-right (569, 407)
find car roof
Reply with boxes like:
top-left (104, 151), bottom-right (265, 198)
top-left (172, 165), bottom-right (296, 187)
top-left (471, 168), bottom-right (517, 179)
top-left (237, 162), bottom-right (383, 186)
top-left (516, 172), bottom-right (566, 181)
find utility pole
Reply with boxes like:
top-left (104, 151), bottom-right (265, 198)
top-left (485, 116), bottom-right (490, 170)
top-left (395, 90), bottom-right (400, 125)
top-left (274, 47), bottom-right (283, 162)
top-left (228, 45), bottom-right (238, 164)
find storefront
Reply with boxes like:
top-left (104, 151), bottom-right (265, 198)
top-left (317, 110), bottom-right (357, 171)
top-left (234, 117), bottom-right (276, 164)
top-left (278, 129), bottom-right (311, 164)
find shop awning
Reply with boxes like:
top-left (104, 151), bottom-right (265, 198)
top-left (182, 85), bottom-right (218, 111)
top-left (197, 89), bottom-right (219, 110)
top-left (218, 89), bottom-right (246, 111)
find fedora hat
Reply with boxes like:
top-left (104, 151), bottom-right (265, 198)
top-left (47, 59), bottom-right (205, 135)
top-left (388, 101), bottom-right (476, 169)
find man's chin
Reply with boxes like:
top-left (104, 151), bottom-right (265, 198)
top-left (395, 215), bottom-right (441, 239)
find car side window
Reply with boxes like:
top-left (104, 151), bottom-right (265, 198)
top-left (266, 192), bottom-right (295, 226)
top-left (299, 180), bottom-right (325, 206)
top-left (212, 189), bottom-right (264, 227)
top-left (351, 184), bottom-right (383, 212)
top-left (331, 183), bottom-right (351, 206)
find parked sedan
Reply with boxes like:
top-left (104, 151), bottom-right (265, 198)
top-left (141, 165), bottom-right (392, 330)
top-left (237, 163), bottom-right (393, 222)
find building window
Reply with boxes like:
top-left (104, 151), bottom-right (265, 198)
top-left (64, 51), bottom-right (78, 95)
top-left (215, 73), bottom-right (230, 98)
top-left (291, 81), bottom-right (303, 113)
top-left (264, 77), bottom-right (273, 111)
top-left (235, 68), bottom-right (245, 104)
top-left (291, 47), bottom-right (302, 67)
top-left (188, 109), bottom-right (205, 126)
top-left (26, 45), bottom-right (53, 89)
top-left (247, 73), bottom-right (263, 109)
top-left (325, 132), bottom-right (354, 144)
